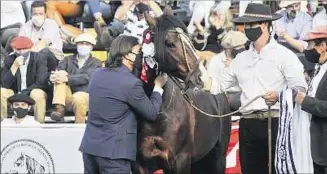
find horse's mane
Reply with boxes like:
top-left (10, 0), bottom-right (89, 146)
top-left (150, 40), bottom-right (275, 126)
top-left (154, 15), bottom-right (187, 71)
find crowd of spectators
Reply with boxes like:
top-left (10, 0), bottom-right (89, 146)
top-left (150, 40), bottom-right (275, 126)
top-left (1, 0), bottom-right (326, 124)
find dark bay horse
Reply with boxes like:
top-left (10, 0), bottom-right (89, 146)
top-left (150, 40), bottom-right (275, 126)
top-left (132, 8), bottom-right (232, 174)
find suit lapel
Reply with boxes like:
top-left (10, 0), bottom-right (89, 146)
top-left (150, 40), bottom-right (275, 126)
top-left (26, 55), bottom-right (34, 87)
top-left (315, 70), bottom-right (327, 98)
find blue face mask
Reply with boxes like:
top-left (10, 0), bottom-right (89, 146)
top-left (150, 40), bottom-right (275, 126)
top-left (77, 45), bottom-right (92, 57)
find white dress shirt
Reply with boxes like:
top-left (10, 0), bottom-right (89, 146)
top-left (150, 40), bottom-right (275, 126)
top-left (210, 38), bottom-right (308, 114)
top-left (1, 116), bottom-right (40, 125)
top-left (19, 55), bottom-right (30, 91)
top-left (1, 1), bottom-right (26, 28)
top-left (19, 18), bottom-right (63, 52)
top-left (308, 63), bottom-right (327, 97)
top-left (312, 9), bottom-right (327, 28)
top-left (206, 52), bottom-right (241, 93)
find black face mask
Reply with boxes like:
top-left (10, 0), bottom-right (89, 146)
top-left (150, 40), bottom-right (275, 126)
top-left (13, 107), bottom-right (29, 119)
top-left (304, 49), bottom-right (320, 63)
top-left (287, 9), bottom-right (297, 19)
top-left (231, 48), bottom-right (246, 59)
top-left (324, 4), bottom-right (327, 11)
top-left (133, 53), bottom-right (143, 71)
top-left (245, 27), bottom-right (263, 42)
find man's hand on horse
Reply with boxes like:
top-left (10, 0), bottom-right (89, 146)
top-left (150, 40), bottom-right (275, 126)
top-left (263, 91), bottom-right (279, 106)
top-left (154, 73), bottom-right (168, 88)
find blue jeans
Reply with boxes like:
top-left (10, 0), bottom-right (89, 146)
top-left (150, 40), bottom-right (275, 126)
top-left (86, 0), bottom-right (101, 15)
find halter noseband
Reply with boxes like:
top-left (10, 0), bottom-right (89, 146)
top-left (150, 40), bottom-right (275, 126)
top-left (166, 27), bottom-right (200, 90)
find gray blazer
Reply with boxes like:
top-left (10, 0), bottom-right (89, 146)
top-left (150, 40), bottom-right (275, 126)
top-left (302, 70), bottom-right (327, 166)
top-left (79, 65), bottom-right (162, 161)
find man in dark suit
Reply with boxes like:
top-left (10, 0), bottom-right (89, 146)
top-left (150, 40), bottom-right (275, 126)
top-left (296, 25), bottom-right (327, 174)
top-left (1, 36), bottom-right (48, 122)
top-left (79, 35), bottom-right (167, 173)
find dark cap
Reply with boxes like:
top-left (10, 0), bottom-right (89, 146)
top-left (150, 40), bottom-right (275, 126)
top-left (8, 93), bottom-right (35, 105)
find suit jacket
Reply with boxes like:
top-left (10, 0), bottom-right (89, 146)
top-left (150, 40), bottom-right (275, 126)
top-left (79, 65), bottom-right (162, 161)
top-left (302, 69), bottom-right (327, 165)
top-left (56, 54), bottom-right (102, 93)
top-left (1, 52), bottom-right (48, 94)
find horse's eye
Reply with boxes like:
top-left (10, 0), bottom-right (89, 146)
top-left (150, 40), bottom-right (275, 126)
top-left (165, 41), bottom-right (175, 48)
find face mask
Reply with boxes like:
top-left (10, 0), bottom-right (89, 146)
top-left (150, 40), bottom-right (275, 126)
top-left (13, 107), bottom-right (29, 119)
top-left (231, 48), bottom-right (246, 59)
top-left (32, 15), bottom-right (45, 28)
top-left (77, 45), bottom-right (92, 57)
top-left (304, 49), bottom-right (321, 63)
top-left (323, 4), bottom-right (327, 11)
top-left (15, 51), bottom-right (30, 58)
top-left (245, 27), bottom-right (263, 42)
top-left (287, 9), bottom-right (297, 19)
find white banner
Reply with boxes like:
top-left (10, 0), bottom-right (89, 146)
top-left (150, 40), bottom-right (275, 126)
top-left (1, 124), bottom-right (85, 174)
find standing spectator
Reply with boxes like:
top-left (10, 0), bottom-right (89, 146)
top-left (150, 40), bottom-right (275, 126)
top-left (1, 1), bottom-right (26, 53)
top-left (19, 1), bottom-right (63, 72)
top-left (312, 0), bottom-right (327, 28)
top-left (79, 35), bottom-right (167, 173)
top-left (1, 93), bottom-right (40, 125)
top-left (95, 1), bottom-right (163, 48)
top-left (192, 2), bottom-right (233, 54)
top-left (275, 1), bottom-right (313, 52)
top-left (295, 25), bottom-right (327, 174)
top-left (1, 36), bottom-right (48, 123)
top-left (199, 4), bottom-right (308, 174)
top-left (49, 33), bottom-right (102, 123)
top-left (205, 31), bottom-right (246, 111)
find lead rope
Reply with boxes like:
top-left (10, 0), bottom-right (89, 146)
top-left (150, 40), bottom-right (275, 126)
top-left (183, 93), bottom-right (266, 118)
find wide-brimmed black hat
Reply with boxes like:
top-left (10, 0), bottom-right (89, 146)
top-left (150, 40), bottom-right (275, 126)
top-left (233, 3), bottom-right (283, 24)
top-left (8, 93), bottom-right (35, 105)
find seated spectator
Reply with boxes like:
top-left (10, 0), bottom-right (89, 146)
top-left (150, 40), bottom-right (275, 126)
top-left (19, 1), bottom-right (63, 72)
top-left (205, 31), bottom-right (246, 111)
top-left (46, 0), bottom-right (107, 43)
top-left (1, 93), bottom-right (40, 125)
top-left (1, 1), bottom-right (26, 53)
top-left (192, 2), bottom-right (234, 54)
top-left (1, 36), bottom-right (48, 122)
top-left (95, 1), bottom-right (163, 49)
top-left (49, 33), bottom-right (102, 123)
top-left (312, 0), bottom-right (327, 28)
top-left (274, 0), bottom-right (313, 52)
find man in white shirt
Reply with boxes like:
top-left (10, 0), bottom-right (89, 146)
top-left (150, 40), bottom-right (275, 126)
top-left (200, 3), bottom-right (308, 174)
top-left (1, 93), bottom-right (40, 125)
top-left (19, 1), bottom-right (63, 72)
top-left (312, 0), bottom-right (327, 28)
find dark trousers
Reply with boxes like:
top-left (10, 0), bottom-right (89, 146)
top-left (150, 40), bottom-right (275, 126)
top-left (239, 118), bottom-right (279, 174)
top-left (83, 153), bottom-right (131, 174)
top-left (39, 48), bottom-right (59, 72)
top-left (314, 162), bottom-right (327, 174)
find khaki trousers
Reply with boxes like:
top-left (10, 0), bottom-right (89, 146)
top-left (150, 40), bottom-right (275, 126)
top-left (0, 88), bottom-right (47, 122)
top-left (52, 83), bottom-right (88, 123)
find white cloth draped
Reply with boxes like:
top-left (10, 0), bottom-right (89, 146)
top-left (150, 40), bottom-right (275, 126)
top-left (275, 87), bottom-right (313, 174)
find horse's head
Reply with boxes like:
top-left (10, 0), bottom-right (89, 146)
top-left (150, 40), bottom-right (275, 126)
top-left (145, 6), bottom-right (204, 91)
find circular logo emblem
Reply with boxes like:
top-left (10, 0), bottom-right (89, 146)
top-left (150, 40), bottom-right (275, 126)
top-left (1, 139), bottom-right (55, 174)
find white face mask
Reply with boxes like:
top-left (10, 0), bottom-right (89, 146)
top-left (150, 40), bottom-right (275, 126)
top-left (32, 15), bottom-right (45, 28)
top-left (77, 45), bottom-right (92, 57)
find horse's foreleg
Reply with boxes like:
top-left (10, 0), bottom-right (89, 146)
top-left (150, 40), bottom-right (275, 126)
top-left (164, 152), bottom-right (191, 174)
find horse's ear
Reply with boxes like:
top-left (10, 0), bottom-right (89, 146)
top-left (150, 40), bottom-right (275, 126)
top-left (145, 12), bottom-right (157, 28)
top-left (163, 5), bottom-right (174, 16)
